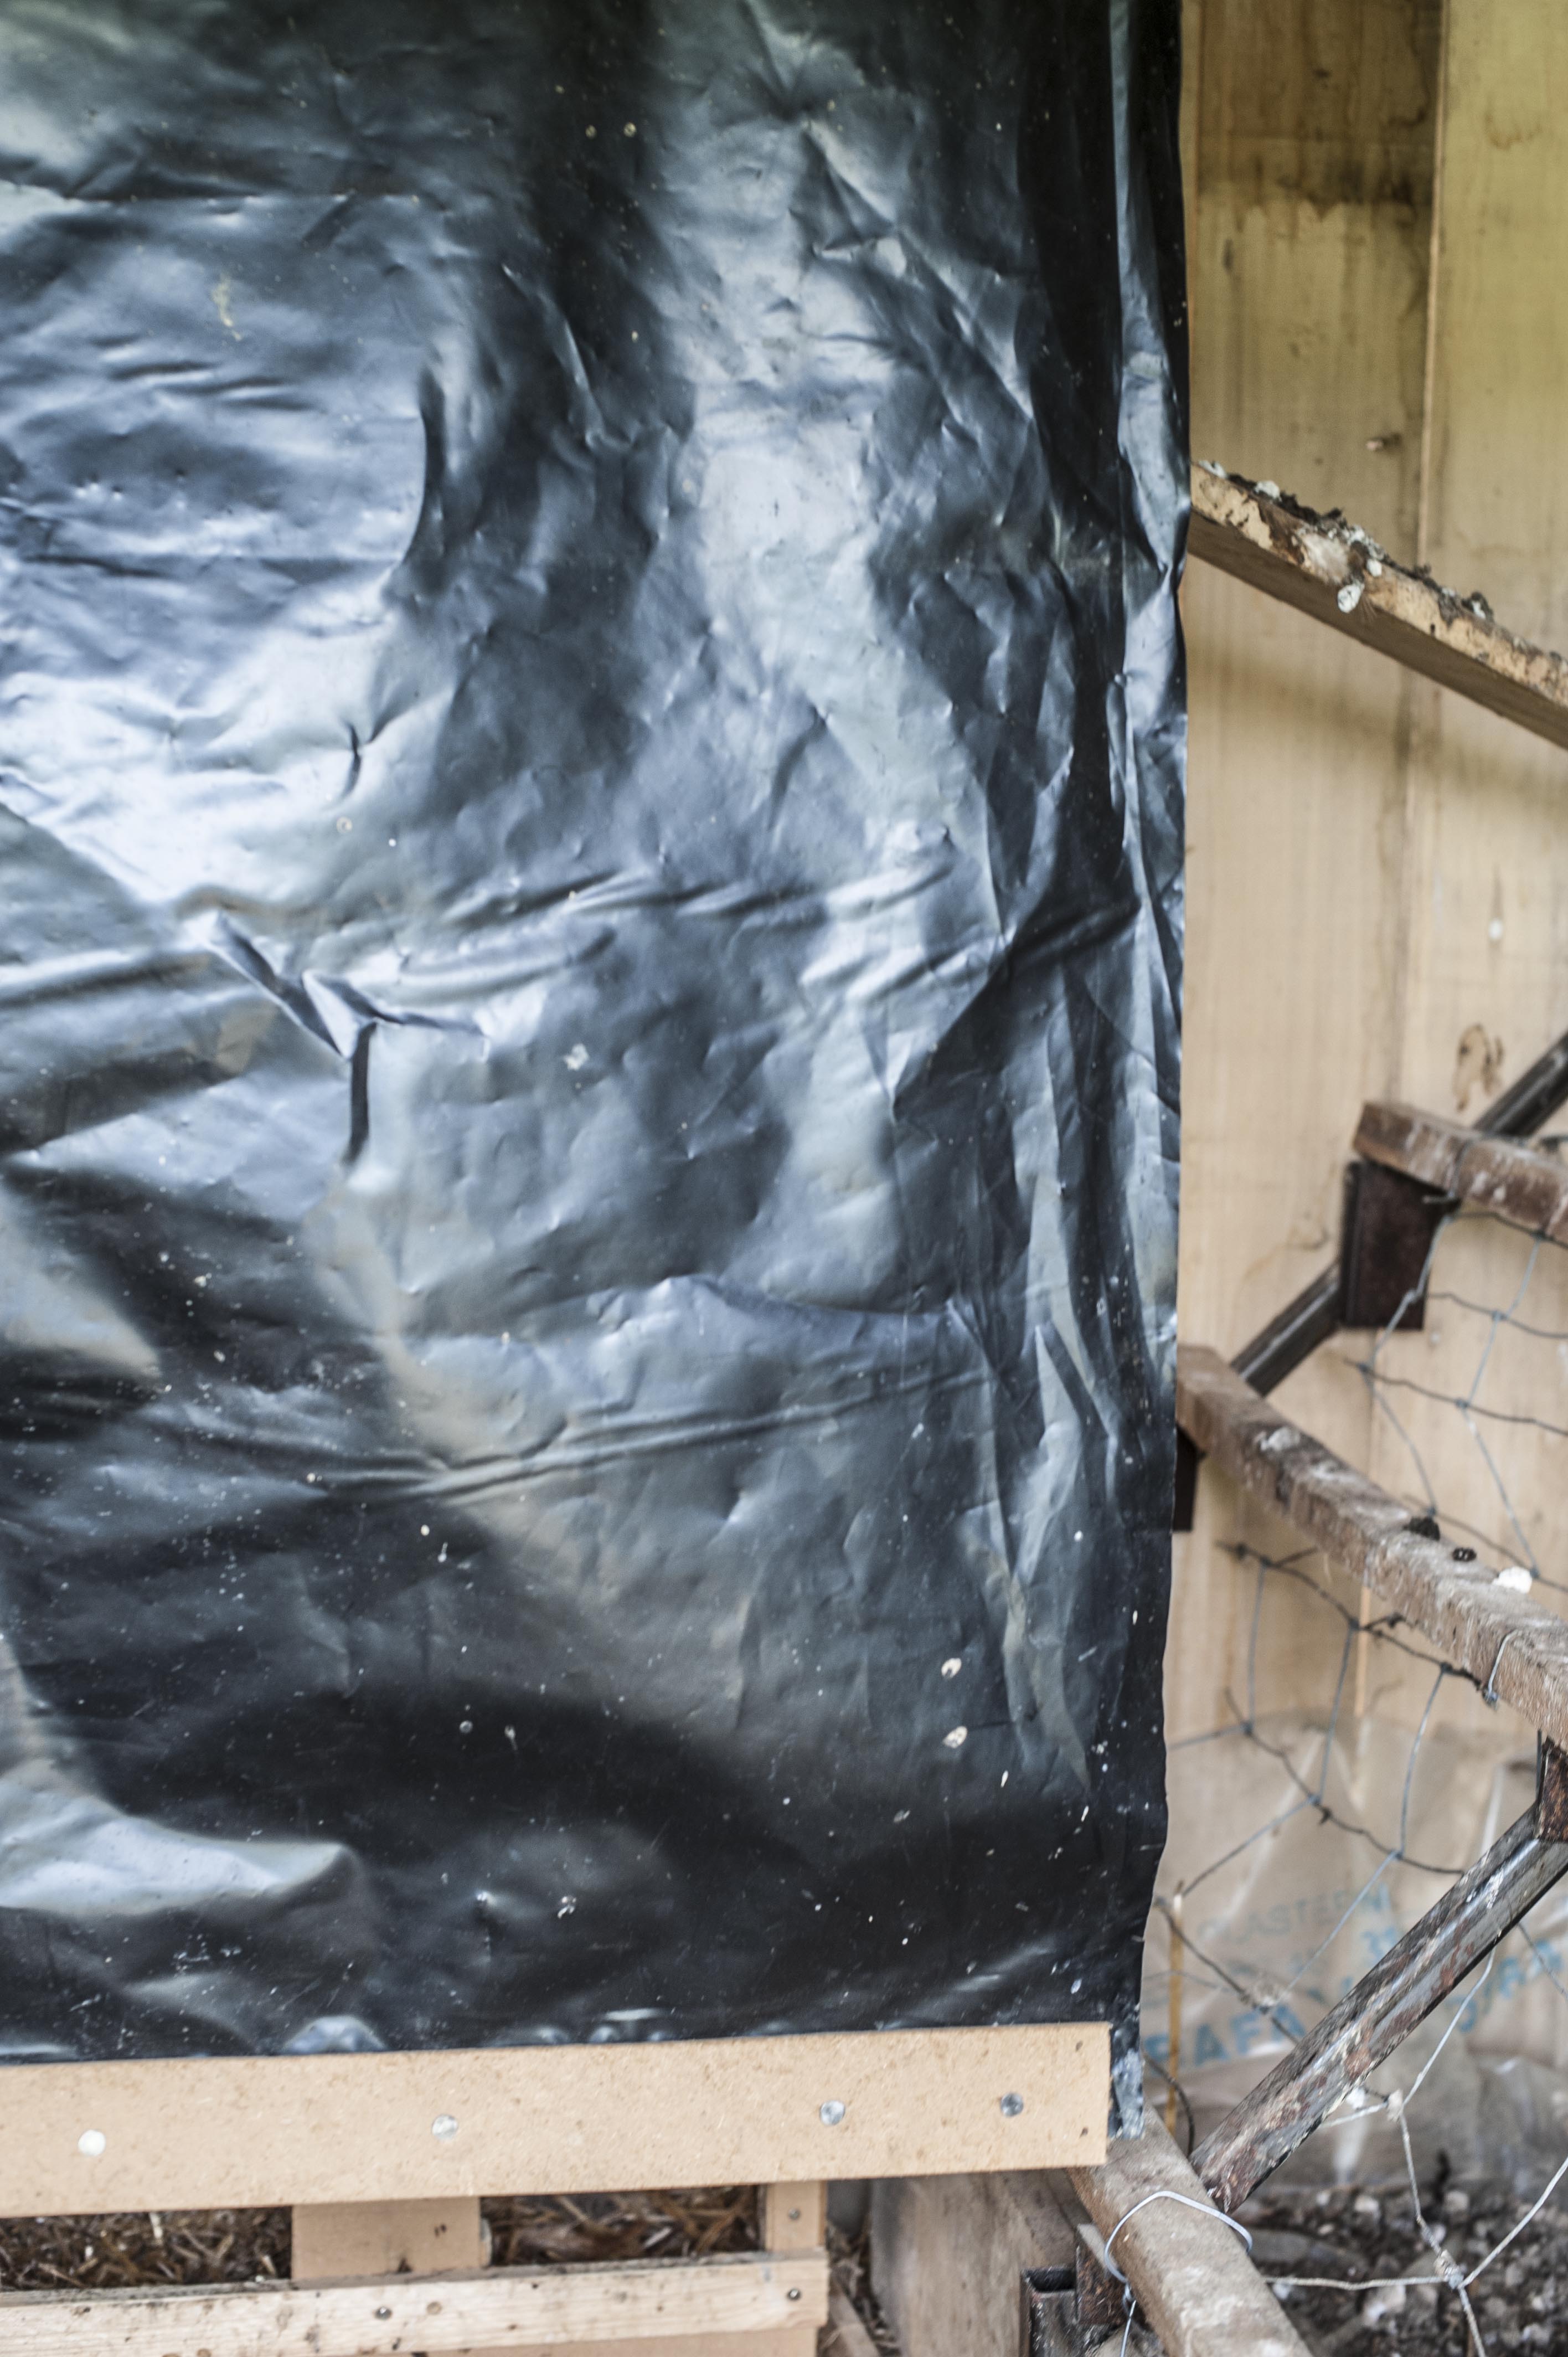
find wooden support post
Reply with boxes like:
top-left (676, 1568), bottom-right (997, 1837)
top-left (292, 2198), bottom-right (485, 2281)
top-left (762, 2183), bottom-right (828, 2253)
top-left (1177, 1344), bottom-right (1568, 1747)
top-left (1193, 1750), bottom-right (1568, 2213)
top-left (869, 2174), bottom-right (1077, 2357)
top-left (1069, 2115), bottom-right (1311, 2357)
top-left (1356, 1099), bottom-right (1568, 1243)
top-left (759, 2185), bottom-right (827, 2357)
top-left (1163, 1895), bottom-right (1184, 2142)
top-left (1188, 465), bottom-right (1568, 753)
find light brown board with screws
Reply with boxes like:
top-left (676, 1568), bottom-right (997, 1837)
top-left (0, 2026), bottom-right (1105, 2215)
top-left (0, 2252), bottom-right (828, 2357)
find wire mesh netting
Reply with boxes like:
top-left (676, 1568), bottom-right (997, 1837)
top-left (1149, 1194), bottom-right (1568, 2353)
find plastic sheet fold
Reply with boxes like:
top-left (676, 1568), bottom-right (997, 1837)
top-left (0, 0), bottom-right (1185, 2111)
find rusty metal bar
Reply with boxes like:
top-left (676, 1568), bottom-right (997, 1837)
top-left (1193, 1750), bottom-right (1568, 2214)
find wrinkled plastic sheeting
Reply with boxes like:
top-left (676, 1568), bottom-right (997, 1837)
top-left (0, 0), bottom-right (1185, 2106)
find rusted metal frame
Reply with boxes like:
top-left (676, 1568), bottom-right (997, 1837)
top-left (1188, 466), bottom-right (1568, 753)
top-left (1356, 1099), bottom-right (1568, 1247)
top-left (1175, 1344), bottom-right (1568, 1747)
top-left (1192, 1747), bottom-right (1568, 2214)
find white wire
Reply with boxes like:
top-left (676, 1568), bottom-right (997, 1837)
top-left (1101, 2189), bottom-right (1254, 2282)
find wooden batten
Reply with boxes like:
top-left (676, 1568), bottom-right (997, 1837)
top-left (0, 2253), bottom-right (828, 2357)
top-left (1355, 1099), bottom-right (1568, 1245)
top-left (1188, 465), bottom-right (1568, 752)
top-left (0, 2025), bottom-right (1105, 2216)
top-left (1177, 1343), bottom-right (1568, 1745)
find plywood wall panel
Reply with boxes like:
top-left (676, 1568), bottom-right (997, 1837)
top-left (1175, 0), bottom-right (1568, 1759)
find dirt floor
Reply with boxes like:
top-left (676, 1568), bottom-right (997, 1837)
top-left (1240, 2182), bottom-right (1568, 2354)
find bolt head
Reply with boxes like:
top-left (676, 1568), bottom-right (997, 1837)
top-left (819, 2098), bottom-right (846, 2127)
top-left (1000, 2092), bottom-right (1025, 2117)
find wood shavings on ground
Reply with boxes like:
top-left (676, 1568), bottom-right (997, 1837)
top-left (0, 2188), bottom-right (759, 2289)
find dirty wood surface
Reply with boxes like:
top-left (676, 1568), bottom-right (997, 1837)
top-left (1355, 1099), bottom-right (1568, 1246)
top-left (1177, 1344), bottom-right (1568, 1747)
top-left (1189, 466), bottom-right (1568, 752)
top-left (0, 2251), bottom-right (827, 2357)
top-left (1070, 2113), bottom-right (1312, 2357)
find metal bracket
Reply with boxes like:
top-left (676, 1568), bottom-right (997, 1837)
top-left (1338, 1159), bottom-right (1448, 1331)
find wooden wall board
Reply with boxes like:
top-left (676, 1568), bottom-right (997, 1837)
top-left (1348, 0), bottom-right (1568, 1728)
top-left (1169, 0), bottom-right (1448, 1746)
top-left (1172, 0), bottom-right (1568, 1763)
top-left (0, 2026), bottom-right (1105, 2216)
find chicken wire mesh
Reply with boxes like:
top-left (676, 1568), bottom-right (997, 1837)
top-left (1147, 1194), bottom-right (1568, 2353)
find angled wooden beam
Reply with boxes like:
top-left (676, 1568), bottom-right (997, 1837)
top-left (1356, 1099), bottom-right (1568, 1245)
top-left (1069, 2114), bottom-right (1311, 2357)
top-left (1189, 465), bottom-right (1568, 753)
top-left (1176, 1343), bottom-right (1568, 1748)
top-left (1193, 1757), bottom-right (1568, 2212)
top-left (0, 2252), bottom-right (828, 2357)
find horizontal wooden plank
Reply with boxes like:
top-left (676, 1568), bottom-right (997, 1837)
top-left (0, 2253), bottom-right (827, 2357)
top-left (1070, 2116), bottom-right (1309, 2357)
top-left (1177, 1344), bottom-right (1568, 1747)
top-left (1355, 1098), bottom-right (1568, 1244)
top-left (0, 2025), bottom-right (1105, 2214)
top-left (1189, 465), bottom-right (1568, 753)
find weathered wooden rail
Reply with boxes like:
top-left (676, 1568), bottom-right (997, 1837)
top-left (1189, 465), bottom-right (1568, 754)
top-left (1178, 1344), bottom-right (1568, 1748)
top-left (1355, 1099), bottom-right (1568, 1246)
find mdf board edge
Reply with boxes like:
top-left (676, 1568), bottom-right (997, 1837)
top-left (0, 2024), bottom-right (1107, 2214)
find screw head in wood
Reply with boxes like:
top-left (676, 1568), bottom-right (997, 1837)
top-left (819, 2098), bottom-right (846, 2126)
top-left (1000, 2092), bottom-right (1024, 2117)
top-left (432, 2113), bottom-right (458, 2139)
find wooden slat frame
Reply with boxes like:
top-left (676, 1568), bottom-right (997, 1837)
top-left (0, 2252), bottom-right (828, 2357)
top-left (1177, 1343), bottom-right (1568, 1746)
top-left (0, 2025), bottom-right (1105, 2215)
top-left (1189, 465), bottom-right (1568, 752)
top-left (1356, 1099), bottom-right (1568, 1244)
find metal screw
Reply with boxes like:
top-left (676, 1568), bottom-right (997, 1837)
top-left (77, 2129), bottom-right (106, 2158)
top-left (1000, 2092), bottom-right (1025, 2117)
top-left (787, 2287), bottom-right (802, 2302)
top-left (788, 2207), bottom-right (801, 2222)
top-left (431, 2113), bottom-right (458, 2139)
top-left (819, 2098), bottom-right (846, 2126)
top-left (375, 2306), bottom-right (392, 2319)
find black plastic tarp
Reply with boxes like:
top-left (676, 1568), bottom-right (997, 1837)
top-left (0, 0), bottom-right (1185, 2115)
